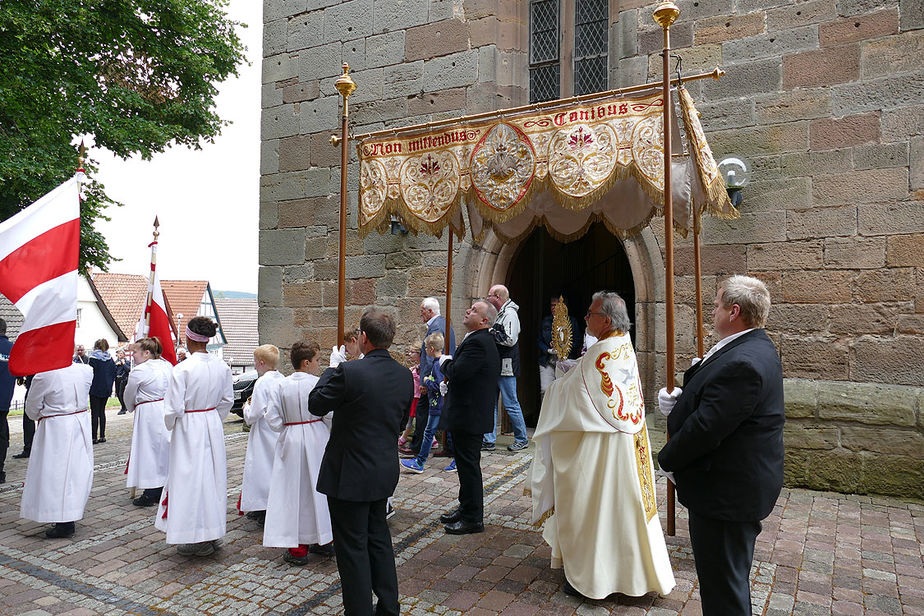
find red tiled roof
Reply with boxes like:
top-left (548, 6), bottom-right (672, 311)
top-left (214, 298), bottom-right (258, 366)
top-left (91, 273), bottom-right (149, 340)
top-left (161, 280), bottom-right (209, 344)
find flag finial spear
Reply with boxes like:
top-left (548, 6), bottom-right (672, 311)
top-left (77, 140), bottom-right (86, 172)
top-left (153, 216), bottom-right (160, 240)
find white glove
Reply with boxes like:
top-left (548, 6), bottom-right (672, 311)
top-left (439, 381), bottom-right (448, 396)
top-left (657, 468), bottom-right (676, 485)
top-left (657, 386), bottom-right (683, 417)
top-left (330, 345), bottom-right (347, 368)
top-left (437, 354), bottom-right (452, 366)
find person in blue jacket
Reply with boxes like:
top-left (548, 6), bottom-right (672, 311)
top-left (88, 338), bottom-right (116, 444)
top-left (400, 332), bottom-right (447, 473)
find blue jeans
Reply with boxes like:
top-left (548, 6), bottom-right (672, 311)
top-left (415, 414), bottom-right (441, 465)
top-left (483, 375), bottom-right (528, 445)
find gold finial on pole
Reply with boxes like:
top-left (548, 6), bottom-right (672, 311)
top-left (153, 216), bottom-right (160, 240)
top-left (77, 139), bottom-right (86, 172)
top-left (335, 63), bottom-right (357, 348)
top-left (652, 1), bottom-right (680, 28)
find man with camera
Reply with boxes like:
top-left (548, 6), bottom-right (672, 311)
top-left (482, 284), bottom-right (529, 452)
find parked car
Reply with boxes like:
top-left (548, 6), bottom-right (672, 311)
top-left (231, 369), bottom-right (258, 417)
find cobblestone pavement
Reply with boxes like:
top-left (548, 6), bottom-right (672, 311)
top-left (1, 411), bottom-right (922, 615)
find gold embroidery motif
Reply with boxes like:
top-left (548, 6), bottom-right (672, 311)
top-left (595, 352), bottom-right (614, 397)
top-left (635, 424), bottom-right (657, 523)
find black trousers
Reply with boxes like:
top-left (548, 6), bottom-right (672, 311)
top-left (327, 496), bottom-right (399, 616)
top-left (115, 378), bottom-right (128, 411)
top-left (0, 410), bottom-right (8, 473)
top-left (688, 510), bottom-right (762, 616)
top-left (452, 431), bottom-right (483, 523)
top-left (89, 396), bottom-right (107, 440)
top-left (410, 393), bottom-right (428, 452)
top-left (22, 413), bottom-right (34, 454)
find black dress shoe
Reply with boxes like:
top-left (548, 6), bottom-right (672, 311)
top-left (308, 542), bottom-right (335, 557)
top-left (92, 439), bottom-right (99, 444)
top-left (99, 438), bottom-right (106, 443)
top-left (0, 471), bottom-right (5, 484)
top-left (12, 451), bottom-right (29, 459)
top-left (132, 495), bottom-right (157, 507)
top-left (562, 579), bottom-right (588, 599)
top-left (444, 520), bottom-right (484, 535)
top-left (45, 522), bottom-right (76, 539)
top-left (439, 509), bottom-right (462, 524)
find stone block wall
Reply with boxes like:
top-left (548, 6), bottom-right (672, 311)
top-left (260, 0), bottom-right (924, 495)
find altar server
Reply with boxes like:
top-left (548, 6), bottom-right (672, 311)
top-left (21, 362), bottom-right (94, 538)
top-left (528, 291), bottom-right (675, 600)
top-left (155, 317), bottom-right (233, 556)
top-left (263, 341), bottom-right (334, 564)
top-left (239, 344), bottom-right (285, 525)
top-left (124, 337), bottom-right (172, 507)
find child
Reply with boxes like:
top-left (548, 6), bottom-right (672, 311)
top-left (398, 346), bottom-right (421, 450)
top-left (263, 341), bottom-right (333, 565)
top-left (239, 345), bottom-right (285, 525)
top-left (400, 333), bottom-right (446, 473)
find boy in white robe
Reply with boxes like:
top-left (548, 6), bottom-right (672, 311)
top-left (21, 362), bottom-right (94, 538)
top-left (124, 337), bottom-right (172, 507)
top-left (155, 317), bottom-right (233, 556)
top-left (239, 344), bottom-right (284, 524)
top-left (263, 341), bottom-right (334, 565)
top-left (528, 292), bottom-right (675, 600)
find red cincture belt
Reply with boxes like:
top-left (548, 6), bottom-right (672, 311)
top-left (135, 398), bottom-right (164, 407)
top-left (283, 419), bottom-right (323, 426)
top-left (38, 409), bottom-right (87, 423)
top-left (185, 407), bottom-right (216, 413)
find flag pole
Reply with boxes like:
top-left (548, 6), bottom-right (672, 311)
top-left (143, 217), bottom-right (160, 338)
top-left (332, 64), bottom-right (356, 348)
top-left (693, 207), bottom-right (706, 358)
top-left (654, 0), bottom-right (680, 537)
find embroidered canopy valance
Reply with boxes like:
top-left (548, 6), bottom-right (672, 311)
top-left (356, 86), bottom-right (736, 242)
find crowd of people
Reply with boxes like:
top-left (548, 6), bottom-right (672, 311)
top-left (0, 273), bottom-right (785, 616)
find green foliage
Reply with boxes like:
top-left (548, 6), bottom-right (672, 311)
top-left (0, 0), bottom-right (246, 272)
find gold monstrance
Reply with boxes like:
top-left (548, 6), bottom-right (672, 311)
top-left (550, 296), bottom-right (573, 360)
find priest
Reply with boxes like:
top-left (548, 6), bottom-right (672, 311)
top-left (527, 291), bottom-right (675, 600)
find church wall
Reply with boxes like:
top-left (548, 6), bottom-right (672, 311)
top-left (259, 0), bottom-right (924, 497)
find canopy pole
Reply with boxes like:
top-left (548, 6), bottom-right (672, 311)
top-left (693, 207), bottom-right (706, 358)
top-left (333, 64), bottom-right (356, 348)
top-left (445, 233), bottom-right (453, 354)
top-left (654, 0), bottom-right (680, 537)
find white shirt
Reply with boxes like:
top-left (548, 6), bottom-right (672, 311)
top-left (699, 328), bottom-right (755, 367)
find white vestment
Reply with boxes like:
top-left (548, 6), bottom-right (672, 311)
top-left (21, 364), bottom-right (94, 523)
top-left (125, 358), bottom-right (172, 489)
top-left (262, 372), bottom-right (333, 548)
top-left (239, 370), bottom-right (284, 512)
top-left (528, 331), bottom-right (675, 599)
top-left (155, 352), bottom-right (233, 544)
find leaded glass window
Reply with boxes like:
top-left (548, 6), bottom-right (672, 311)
top-left (529, 0), bottom-right (560, 103)
top-left (574, 0), bottom-right (608, 95)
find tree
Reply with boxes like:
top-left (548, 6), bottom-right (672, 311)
top-left (0, 0), bottom-right (246, 272)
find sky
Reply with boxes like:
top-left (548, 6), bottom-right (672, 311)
top-left (93, 0), bottom-right (263, 294)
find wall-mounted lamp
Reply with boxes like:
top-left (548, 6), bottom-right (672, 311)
top-left (718, 157), bottom-right (750, 208)
top-left (389, 216), bottom-right (408, 236)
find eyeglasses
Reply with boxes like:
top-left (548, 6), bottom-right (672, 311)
top-left (585, 311), bottom-right (605, 318)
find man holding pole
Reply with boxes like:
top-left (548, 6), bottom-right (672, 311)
top-left (658, 275), bottom-right (784, 615)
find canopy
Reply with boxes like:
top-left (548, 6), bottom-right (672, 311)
top-left (356, 86), bottom-right (736, 242)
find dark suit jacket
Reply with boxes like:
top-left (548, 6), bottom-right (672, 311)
top-left (309, 348), bottom-right (413, 502)
top-left (441, 329), bottom-right (500, 435)
top-left (658, 329), bottom-right (784, 522)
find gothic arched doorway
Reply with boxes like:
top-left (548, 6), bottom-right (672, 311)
top-left (505, 223), bottom-right (635, 426)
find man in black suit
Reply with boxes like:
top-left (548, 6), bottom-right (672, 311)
top-left (658, 275), bottom-right (784, 616)
top-left (309, 308), bottom-right (413, 616)
top-left (437, 300), bottom-right (500, 535)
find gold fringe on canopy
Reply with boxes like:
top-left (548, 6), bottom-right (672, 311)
top-left (356, 88), bottom-right (733, 240)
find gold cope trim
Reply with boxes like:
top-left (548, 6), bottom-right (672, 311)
top-left (635, 424), bottom-right (658, 523)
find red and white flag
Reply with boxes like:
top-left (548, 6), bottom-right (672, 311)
top-left (0, 176), bottom-right (81, 376)
top-left (144, 242), bottom-right (177, 365)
